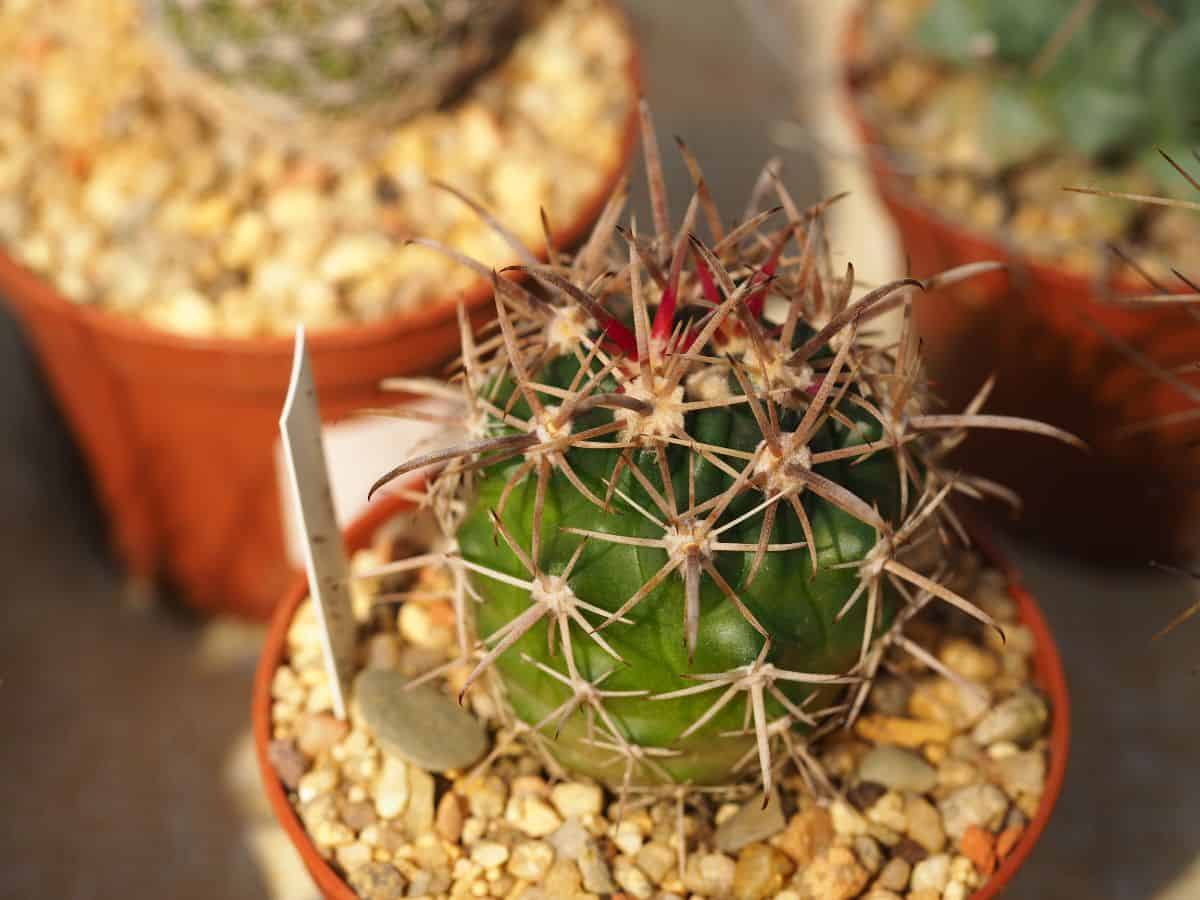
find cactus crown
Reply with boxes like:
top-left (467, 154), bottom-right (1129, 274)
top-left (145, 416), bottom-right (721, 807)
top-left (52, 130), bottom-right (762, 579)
top-left (378, 105), bottom-right (1081, 799)
top-left (908, 0), bottom-right (1200, 194)
top-left (140, 0), bottom-right (521, 140)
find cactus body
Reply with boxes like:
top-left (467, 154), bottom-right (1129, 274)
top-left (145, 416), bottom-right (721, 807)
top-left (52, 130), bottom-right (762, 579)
top-left (382, 111), bottom-right (1081, 794)
top-left (456, 349), bottom-right (900, 784)
top-left (141, 0), bottom-right (521, 138)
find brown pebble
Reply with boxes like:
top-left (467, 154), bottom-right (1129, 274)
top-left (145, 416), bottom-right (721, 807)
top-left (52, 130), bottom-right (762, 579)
top-left (339, 798), bottom-right (378, 832)
top-left (892, 837), bottom-right (929, 865)
top-left (847, 781), bottom-right (887, 811)
top-left (267, 739), bottom-right (307, 790)
top-left (436, 791), bottom-right (465, 843)
top-left (996, 823), bottom-right (1025, 859)
top-left (347, 861), bottom-right (407, 900)
top-left (959, 825), bottom-right (997, 878)
top-left (777, 806), bottom-right (834, 866)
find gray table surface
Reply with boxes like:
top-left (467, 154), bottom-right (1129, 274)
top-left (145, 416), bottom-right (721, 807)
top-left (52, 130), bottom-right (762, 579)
top-left (2, 3), bottom-right (1198, 898)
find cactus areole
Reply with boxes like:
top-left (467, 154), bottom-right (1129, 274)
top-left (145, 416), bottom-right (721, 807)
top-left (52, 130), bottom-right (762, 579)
top-left (376, 107), bottom-right (1081, 795)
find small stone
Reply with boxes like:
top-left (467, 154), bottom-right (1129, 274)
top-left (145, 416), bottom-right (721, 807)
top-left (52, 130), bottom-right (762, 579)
top-left (866, 792), bottom-right (907, 833)
top-left (904, 795), bottom-right (946, 853)
top-left (857, 745), bottom-right (938, 793)
top-left (987, 741), bottom-right (1020, 760)
top-left (339, 798), bottom-right (377, 832)
top-left (612, 819), bottom-right (644, 856)
top-left (777, 805), bottom-right (834, 866)
top-left (893, 837), bottom-right (929, 865)
top-left (547, 818), bottom-right (590, 859)
top-left (636, 842), bottom-right (675, 883)
top-left (297, 766), bottom-right (339, 804)
top-left (877, 857), bottom-right (911, 891)
top-left (909, 679), bottom-right (990, 730)
top-left (543, 859), bottom-right (583, 895)
top-left (508, 795), bottom-right (563, 838)
top-left (508, 841), bottom-right (555, 881)
top-left (950, 855), bottom-right (977, 884)
top-left (297, 713), bottom-right (349, 757)
top-left (404, 768), bottom-right (435, 836)
top-left (313, 819), bottom-right (355, 848)
top-left (799, 845), bottom-right (870, 900)
top-left (938, 758), bottom-right (980, 791)
top-left (372, 755), bottom-right (409, 819)
top-left (355, 669), bottom-right (489, 772)
top-left (268, 740), bottom-right (307, 789)
top-left (960, 826), bottom-right (997, 878)
top-left (733, 843), bottom-right (795, 900)
top-left (855, 715), bottom-right (953, 748)
top-left (854, 835), bottom-right (884, 874)
top-left (348, 861), bottom-right (407, 900)
top-left (993, 750), bottom-right (1047, 798)
top-left (471, 841), bottom-right (510, 868)
top-left (846, 781), bottom-right (887, 811)
top-left (614, 858), bottom-right (654, 899)
top-left (462, 775), bottom-right (507, 819)
top-left (971, 692), bottom-right (1048, 747)
top-left (435, 792), bottom-right (464, 843)
top-left (910, 853), bottom-right (951, 893)
top-left (398, 601), bottom-right (454, 651)
top-left (831, 800), bottom-right (869, 837)
top-left (550, 781), bottom-right (604, 820)
top-left (335, 842), bottom-right (372, 870)
top-left (578, 841), bottom-right (616, 893)
top-left (996, 824), bottom-right (1025, 859)
top-left (683, 852), bottom-right (736, 896)
top-left (937, 638), bottom-right (1000, 682)
top-left (715, 789), bottom-right (786, 853)
top-left (939, 785), bottom-right (1009, 839)
top-left (944, 880), bottom-right (969, 900)
top-left (862, 891), bottom-right (903, 900)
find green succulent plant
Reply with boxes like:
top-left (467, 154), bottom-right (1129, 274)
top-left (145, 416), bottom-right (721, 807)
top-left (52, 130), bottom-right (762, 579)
top-left (913, 0), bottom-right (1200, 196)
top-left (377, 109), bottom-right (1081, 794)
top-left (140, 0), bottom-right (522, 137)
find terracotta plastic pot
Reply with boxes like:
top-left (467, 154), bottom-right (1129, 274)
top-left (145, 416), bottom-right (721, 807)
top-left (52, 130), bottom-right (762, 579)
top-left (842, 12), bottom-right (1200, 565)
top-left (2, 40), bottom-right (641, 621)
top-left (253, 495), bottom-right (1070, 900)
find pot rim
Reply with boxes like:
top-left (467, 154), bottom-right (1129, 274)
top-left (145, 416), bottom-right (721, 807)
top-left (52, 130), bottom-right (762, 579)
top-left (252, 494), bottom-right (1071, 900)
top-left (0, 0), bottom-right (643, 359)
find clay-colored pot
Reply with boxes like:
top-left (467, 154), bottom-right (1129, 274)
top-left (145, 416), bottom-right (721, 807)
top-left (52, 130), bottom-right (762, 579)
top-left (252, 495), bottom-right (1070, 900)
top-left (2, 35), bottom-right (641, 621)
top-left (842, 10), bottom-right (1200, 565)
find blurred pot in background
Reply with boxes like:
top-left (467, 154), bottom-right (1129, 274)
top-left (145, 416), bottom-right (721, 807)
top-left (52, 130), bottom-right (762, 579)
top-left (0, 0), bottom-right (640, 618)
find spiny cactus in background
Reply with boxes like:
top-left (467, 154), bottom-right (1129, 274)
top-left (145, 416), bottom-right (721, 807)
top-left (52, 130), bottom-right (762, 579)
top-left (910, 0), bottom-right (1200, 196)
top-left (374, 105), bottom-right (1082, 796)
top-left (140, 0), bottom-right (522, 140)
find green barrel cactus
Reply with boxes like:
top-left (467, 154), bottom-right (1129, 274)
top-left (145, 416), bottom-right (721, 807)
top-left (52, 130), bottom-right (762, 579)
top-left (140, 0), bottom-right (522, 139)
top-left (377, 108), bottom-right (1081, 793)
top-left (911, 0), bottom-right (1200, 197)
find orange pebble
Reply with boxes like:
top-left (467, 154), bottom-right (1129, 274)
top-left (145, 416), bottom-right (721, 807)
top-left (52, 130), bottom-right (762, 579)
top-left (960, 825), bottom-right (997, 879)
top-left (996, 824), bottom-right (1026, 860)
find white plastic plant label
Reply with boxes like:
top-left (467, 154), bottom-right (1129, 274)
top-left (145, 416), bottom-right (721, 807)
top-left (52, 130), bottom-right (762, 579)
top-left (278, 327), bottom-right (357, 719)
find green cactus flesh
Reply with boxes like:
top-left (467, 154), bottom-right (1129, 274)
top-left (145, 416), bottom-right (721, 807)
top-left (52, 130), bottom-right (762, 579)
top-left (455, 349), bottom-right (901, 786)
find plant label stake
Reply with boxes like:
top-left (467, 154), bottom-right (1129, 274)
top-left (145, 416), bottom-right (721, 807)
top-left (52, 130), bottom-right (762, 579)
top-left (280, 326), bottom-right (355, 720)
